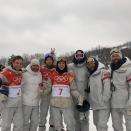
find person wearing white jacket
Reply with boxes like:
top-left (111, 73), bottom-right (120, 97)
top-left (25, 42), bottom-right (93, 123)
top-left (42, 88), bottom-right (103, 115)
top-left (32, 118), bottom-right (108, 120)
top-left (22, 59), bottom-right (42, 131)
top-left (110, 48), bottom-right (131, 131)
top-left (68, 50), bottom-right (89, 131)
top-left (86, 57), bottom-right (111, 131)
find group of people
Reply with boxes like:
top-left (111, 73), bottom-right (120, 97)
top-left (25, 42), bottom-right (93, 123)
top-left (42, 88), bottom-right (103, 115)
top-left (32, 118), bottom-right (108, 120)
top-left (0, 47), bottom-right (131, 131)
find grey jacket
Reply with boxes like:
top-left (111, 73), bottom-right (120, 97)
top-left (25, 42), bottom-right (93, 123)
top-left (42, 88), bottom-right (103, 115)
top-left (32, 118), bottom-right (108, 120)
top-left (89, 62), bottom-right (111, 110)
top-left (68, 62), bottom-right (89, 98)
top-left (111, 58), bottom-right (131, 109)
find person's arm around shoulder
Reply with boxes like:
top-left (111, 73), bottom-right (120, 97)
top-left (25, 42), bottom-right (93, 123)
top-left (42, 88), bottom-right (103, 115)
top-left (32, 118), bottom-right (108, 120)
top-left (101, 69), bottom-right (111, 102)
top-left (69, 73), bottom-right (84, 106)
top-left (126, 67), bottom-right (131, 113)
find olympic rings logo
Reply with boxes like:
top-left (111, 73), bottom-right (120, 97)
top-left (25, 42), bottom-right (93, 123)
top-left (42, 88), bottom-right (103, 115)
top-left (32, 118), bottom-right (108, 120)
top-left (54, 76), bottom-right (68, 82)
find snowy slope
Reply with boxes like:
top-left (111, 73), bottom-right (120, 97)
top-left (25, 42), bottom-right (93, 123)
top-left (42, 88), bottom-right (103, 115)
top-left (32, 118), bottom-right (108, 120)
top-left (0, 110), bottom-right (126, 131)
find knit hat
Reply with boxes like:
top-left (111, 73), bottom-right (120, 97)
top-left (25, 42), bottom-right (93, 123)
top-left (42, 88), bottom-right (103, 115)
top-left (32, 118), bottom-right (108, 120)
top-left (30, 59), bottom-right (40, 66)
top-left (44, 53), bottom-right (54, 62)
top-left (57, 56), bottom-right (67, 63)
top-left (110, 48), bottom-right (122, 59)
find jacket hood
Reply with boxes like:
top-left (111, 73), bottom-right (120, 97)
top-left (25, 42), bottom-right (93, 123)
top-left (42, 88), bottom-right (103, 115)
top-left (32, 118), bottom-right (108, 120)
top-left (115, 57), bottom-right (131, 73)
top-left (26, 65), bottom-right (40, 75)
top-left (91, 62), bottom-right (105, 76)
top-left (5, 66), bottom-right (22, 73)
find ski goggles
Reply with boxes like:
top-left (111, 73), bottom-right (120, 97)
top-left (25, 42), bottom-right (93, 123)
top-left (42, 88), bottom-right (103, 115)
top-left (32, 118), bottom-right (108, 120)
top-left (110, 48), bottom-right (121, 55)
top-left (75, 53), bottom-right (84, 59)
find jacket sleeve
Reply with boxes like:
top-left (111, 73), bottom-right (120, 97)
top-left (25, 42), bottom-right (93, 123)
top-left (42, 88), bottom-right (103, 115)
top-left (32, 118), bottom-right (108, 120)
top-left (0, 74), bottom-right (8, 102)
top-left (43, 78), bottom-right (52, 95)
top-left (0, 74), bottom-right (8, 85)
top-left (68, 63), bottom-right (74, 72)
top-left (101, 69), bottom-right (111, 102)
top-left (69, 75), bottom-right (84, 106)
top-left (126, 67), bottom-right (131, 108)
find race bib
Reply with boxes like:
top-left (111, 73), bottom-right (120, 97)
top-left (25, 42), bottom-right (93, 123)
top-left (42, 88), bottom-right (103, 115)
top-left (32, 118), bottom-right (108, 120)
top-left (52, 85), bottom-right (70, 97)
top-left (9, 86), bottom-right (22, 97)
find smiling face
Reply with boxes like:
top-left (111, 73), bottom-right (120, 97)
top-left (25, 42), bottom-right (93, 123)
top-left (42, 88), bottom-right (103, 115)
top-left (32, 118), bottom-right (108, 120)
top-left (31, 65), bottom-right (39, 72)
top-left (87, 62), bottom-right (96, 71)
top-left (12, 59), bottom-right (23, 71)
top-left (110, 48), bottom-right (122, 64)
top-left (86, 57), bottom-right (96, 71)
top-left (57, 61), bottom-right (66, 70)
top-left (111, 53), bottom-right (122, 64)
top-left (45, 57), bottom-right (54, 66)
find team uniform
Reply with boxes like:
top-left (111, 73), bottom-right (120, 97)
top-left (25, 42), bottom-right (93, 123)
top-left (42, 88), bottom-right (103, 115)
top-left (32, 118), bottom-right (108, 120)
top-left (0, 66), bottom-right (23, 131)
top-left (48, 70), bottom-right (83, 131)
top-left (39, 66), bottom-right (55, 131)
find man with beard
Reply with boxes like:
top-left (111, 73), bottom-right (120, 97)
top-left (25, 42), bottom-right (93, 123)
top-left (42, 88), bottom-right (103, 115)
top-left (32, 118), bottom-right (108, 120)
top-left (86, 57), bottom-right (111, 131)
top-left (0, 55), bottom-right (24, 131)
top-left (39, 50), bottom-right (56, 131)
top-left (110, 48), bottom-right (131, 131)
top-left (68, 50), bottom-right (89, 131)
top-left (45, 57), bottom-right (84, 131)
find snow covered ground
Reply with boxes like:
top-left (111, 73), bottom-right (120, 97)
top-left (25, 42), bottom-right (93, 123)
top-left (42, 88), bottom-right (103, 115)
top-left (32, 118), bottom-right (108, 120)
top-left (0, 110), bottom-right (126, 131)
top-left (44, 110), bottom-right (126, 131)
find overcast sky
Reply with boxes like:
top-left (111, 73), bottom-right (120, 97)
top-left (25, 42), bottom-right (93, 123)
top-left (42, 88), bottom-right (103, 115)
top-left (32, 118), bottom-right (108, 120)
top-left (0, 0), bottom-right (131, 57)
